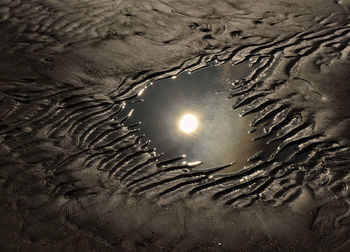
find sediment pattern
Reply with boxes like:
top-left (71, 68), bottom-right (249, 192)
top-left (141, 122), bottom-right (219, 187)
top-left (0, 0), bottom-right (349, 250)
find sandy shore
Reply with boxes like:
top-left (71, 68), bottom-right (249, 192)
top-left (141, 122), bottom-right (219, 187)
top-left (0, 0), bottom-right (350, 251)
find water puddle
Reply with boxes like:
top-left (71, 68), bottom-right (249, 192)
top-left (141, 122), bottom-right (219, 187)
top-left (125, 61), bottom-right (279, 173)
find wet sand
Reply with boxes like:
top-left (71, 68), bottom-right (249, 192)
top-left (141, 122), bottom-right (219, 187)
top-left (0, 0), bottom-right (350, 251)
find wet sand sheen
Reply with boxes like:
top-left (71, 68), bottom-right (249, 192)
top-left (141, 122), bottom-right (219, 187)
top-left (0, 0), bottom-right (349, 251)
top-left (125, 61), bottom-right (288, 173)
top-left (126, 61), bottom-right (255, 173)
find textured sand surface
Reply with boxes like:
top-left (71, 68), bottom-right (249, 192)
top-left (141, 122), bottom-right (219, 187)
top-left (0, 0), bottom-right (350, 251)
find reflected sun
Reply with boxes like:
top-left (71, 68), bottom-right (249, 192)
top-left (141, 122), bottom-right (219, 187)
top-left (179, 113), bottom-right (198, 134)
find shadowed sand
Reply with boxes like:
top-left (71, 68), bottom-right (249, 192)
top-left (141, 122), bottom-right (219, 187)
top-left (0, 0), bottom-right (350, 251)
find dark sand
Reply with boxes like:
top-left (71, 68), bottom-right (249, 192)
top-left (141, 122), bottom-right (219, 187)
top-left (0, 0), bottom-right (350, 251)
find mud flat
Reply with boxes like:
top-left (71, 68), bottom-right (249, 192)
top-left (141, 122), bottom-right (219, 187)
top-left (0, 0), bottom-right (350, 251)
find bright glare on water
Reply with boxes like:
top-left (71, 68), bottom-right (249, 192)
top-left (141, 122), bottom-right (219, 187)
top-left (179, 113), bottom-right (199, 134)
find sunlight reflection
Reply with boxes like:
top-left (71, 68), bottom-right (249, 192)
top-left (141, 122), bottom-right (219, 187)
top-left (179, 113), bottom-right (198, 134)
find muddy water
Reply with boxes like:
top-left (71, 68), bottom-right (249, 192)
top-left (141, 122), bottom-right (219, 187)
top-left (125, 61), bottom-right (280, 173)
